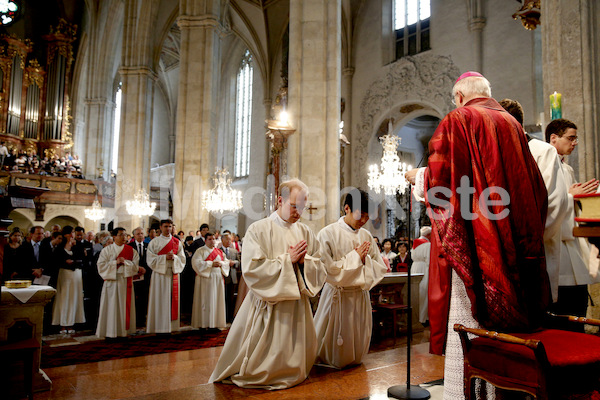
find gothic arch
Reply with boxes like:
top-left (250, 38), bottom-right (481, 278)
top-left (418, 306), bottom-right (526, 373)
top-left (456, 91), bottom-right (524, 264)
top-left (353, 53), bottom-right (460, 187)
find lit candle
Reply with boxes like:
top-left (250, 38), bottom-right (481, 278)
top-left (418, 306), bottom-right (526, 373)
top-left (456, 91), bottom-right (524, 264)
top-left (550, 91), bottom-right (562, 120)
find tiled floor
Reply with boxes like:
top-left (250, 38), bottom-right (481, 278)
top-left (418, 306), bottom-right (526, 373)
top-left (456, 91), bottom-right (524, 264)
top-left (35, 331), bottom-right (445, 400)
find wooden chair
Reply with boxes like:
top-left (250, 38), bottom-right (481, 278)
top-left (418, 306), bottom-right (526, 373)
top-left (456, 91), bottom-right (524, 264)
top-left (454, 314), bottom-right (600, 399)
top-left (372, 284), bottom-right (409, 344)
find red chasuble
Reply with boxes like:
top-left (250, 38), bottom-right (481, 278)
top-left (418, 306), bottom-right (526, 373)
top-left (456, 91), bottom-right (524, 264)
top-left (157, 236), bottom-right (181, 321)
top-left (117, 245), bottom-right (135, 330)
top-left (424, 97), bottom-right (550, 355)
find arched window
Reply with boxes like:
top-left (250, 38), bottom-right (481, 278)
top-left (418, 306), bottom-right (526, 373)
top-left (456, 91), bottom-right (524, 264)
top-left (111, 84), bottom-right (122, 175)
top-left (394, 0), bottom-right (430, 59)
top-left (234, 50), bottom-right (253, 178)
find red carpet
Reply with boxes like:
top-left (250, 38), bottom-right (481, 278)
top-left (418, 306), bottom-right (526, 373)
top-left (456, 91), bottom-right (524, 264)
top-left (41, 329), bottom-right (229, 369)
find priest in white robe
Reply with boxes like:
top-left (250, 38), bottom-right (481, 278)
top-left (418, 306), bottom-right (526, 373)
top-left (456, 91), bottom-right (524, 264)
top-left (96, 227), bottom-right (145, 338)
top-left (411, 226), bottom-right (432, 324)
top-left (146, 219), bottom-right (186, 334)
top-left (546, 118), bottom-right (598, 327)
top-left (191, 232), bottom-right (230, 329)
top-left (313, 188), bottom-right (387, 369)
top-left (210, 178), bottom-right (327, 389)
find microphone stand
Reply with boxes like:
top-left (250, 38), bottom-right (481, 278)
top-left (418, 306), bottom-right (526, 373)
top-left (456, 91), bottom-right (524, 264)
top-left (388, 184), bottom-right (430, 399)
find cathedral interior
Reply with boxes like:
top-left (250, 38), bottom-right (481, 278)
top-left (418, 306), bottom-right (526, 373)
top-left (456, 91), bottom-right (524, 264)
top-left (1, 0), bottom-right (600, 399)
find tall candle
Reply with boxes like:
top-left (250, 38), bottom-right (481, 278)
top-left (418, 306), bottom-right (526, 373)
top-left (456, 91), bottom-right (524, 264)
top-left (550, 91), bottom-right (562, 120)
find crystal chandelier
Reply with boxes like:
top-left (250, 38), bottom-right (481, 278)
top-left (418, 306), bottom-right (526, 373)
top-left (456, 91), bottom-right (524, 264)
top-left (368, 121), bottom-right (412, 196)
top-left (84, 195), bottom-right (106, 222)
top-left (202, 168), bottom-right (243, 214)
top-left (126, 188), bottom-right (156, 218)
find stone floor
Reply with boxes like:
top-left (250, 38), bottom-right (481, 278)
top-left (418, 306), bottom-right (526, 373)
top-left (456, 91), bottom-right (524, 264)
top-left (35, 330), bottom-right (446, 400)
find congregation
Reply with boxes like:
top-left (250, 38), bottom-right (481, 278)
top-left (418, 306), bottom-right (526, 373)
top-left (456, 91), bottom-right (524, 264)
top-left (1, 221), bottom-right (246, 337)
top-left (0, 143), bottom-right (85, 178)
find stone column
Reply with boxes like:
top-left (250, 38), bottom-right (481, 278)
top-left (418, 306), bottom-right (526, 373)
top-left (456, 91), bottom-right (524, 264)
top-left (172, 2), bottom-right (223, 233)
top-left (542, 0), bottom-right (600, 181)
top-left (288, 0), bottom-right (342, 231)
top-left (82, 98), bottom-right (114, 180)
top-left (115, 66), bottom-right (156, 230)
top-left (467, 0), bottom-right (486, 72)
top-left (342, 67), bottom-right (354, 189)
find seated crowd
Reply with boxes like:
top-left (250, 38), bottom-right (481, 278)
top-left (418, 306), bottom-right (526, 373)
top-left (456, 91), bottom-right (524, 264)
top-left (0, 144), bottom-right (84, 178)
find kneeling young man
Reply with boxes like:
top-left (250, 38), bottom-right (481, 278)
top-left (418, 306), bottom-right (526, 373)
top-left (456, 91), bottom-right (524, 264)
top-left (313, 188), bottom-right (387, 368)
top-left (96, 227), bottom-right (145, 338)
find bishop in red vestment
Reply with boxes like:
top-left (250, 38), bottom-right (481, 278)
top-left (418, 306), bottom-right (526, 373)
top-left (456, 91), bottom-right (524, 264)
top-left (408, 72), bottom-right (550, 400)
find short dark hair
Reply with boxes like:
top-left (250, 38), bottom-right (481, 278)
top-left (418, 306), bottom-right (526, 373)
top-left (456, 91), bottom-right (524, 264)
top-left (499, 98), bottom-right (524, 126)
top-left (111, 227), bottom-right (126, 237)
top-left (343, 188), bottom-right (371, 214)
top-left (205, 232), bottom-right (214, 239)
top-left (51, 231), bottom-right (62, 239)
top-left (62, 226), bottom-right (74, 235)
top-left (199, 223), bottom-right (209, 231)
top-left (75, 226), bottom-right (85, 232)
top-left (185, 235), bottom-right (194, 242)
top-left (160, 219), bottom-right (173, 226)
top-left (150, 223), bottom-right (160, 230)
top-left (382, 238), bottom-right (394, 247)
top-left (223, 230), bottom-right (231, 235)
top-left (545, 118), bottom-right (577, 143)
top-left (30, 225), bottom-right (44, 234)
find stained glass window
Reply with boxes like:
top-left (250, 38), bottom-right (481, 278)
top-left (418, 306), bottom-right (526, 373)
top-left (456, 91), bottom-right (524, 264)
top-left (0, 0), bottom-right (19, 26)
top-left (394, 0), bottom-right (430, 59)
top-left (234, 50), bottom-right (253, 178)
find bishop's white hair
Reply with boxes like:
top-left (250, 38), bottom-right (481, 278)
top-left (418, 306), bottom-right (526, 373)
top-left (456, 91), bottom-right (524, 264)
top-left (452, 76), bottom-right (492, 99)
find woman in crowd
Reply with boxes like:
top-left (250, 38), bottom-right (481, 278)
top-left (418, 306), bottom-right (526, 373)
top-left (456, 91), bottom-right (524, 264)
top-left (2, 228), bottom-right (26, 282)
top-left (52, 226), bottom-right (86, 334)
top-left (393, 242), bottom-right (412, 272)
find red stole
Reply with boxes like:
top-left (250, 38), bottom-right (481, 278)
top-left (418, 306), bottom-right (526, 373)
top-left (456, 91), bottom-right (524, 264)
top-left (234, 241), bottom-right (240, 252)
top-left (425, 97), bottom-right (549, 355)
top-left (412, 238), bottom-right (429, 249)
top-left (117, 245), bottom-right (135, 330)
top-left (205, 247), bottom-right (224, 262)
top-left (157, 236), bottom-right (181, 321)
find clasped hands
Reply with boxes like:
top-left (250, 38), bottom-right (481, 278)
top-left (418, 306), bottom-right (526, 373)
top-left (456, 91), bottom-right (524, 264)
top-left (354, 241), bottom-right (371, 264)
top-left (288, 240), bottom-right (307, 264)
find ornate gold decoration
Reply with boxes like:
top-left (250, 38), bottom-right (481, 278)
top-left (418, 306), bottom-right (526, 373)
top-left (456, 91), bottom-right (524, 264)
top-left (44, 148), bottom-right (57, 159)
top-left (24, 59), bottom-right (44, 88)
top-left (76, 183), bottom-right (97, 194)
top-left (46, 180), bottom-right (70, 192)
top-left (2, 34), bottom-right (33, 69)
top-left (513, 0), bottom-right (541, 30)
top-left (24, 140), bottom-right (36, 154)
top-left (46, 19), bottom-right (77, 67)
top-left (15, 178), bottom-right (41, 187)
top-left (62, 98), bottom-right (74, 149)
top-left (0, 175), bottom-right (10, 186)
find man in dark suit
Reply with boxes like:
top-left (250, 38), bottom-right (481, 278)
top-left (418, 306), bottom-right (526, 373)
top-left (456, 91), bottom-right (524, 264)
top-left (75, 226), bottom-right (99, 330)
top-left (187, 223), bottom-right (209, 255)
top-left (129, 226), bottom-right (150, 327)
top-left (218, 233), bottom-right (240, 322)
top-left (20, 226), bottom-right (45, 281)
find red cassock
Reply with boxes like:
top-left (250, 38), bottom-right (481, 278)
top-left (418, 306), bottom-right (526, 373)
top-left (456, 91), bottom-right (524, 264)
top-left (424, 97), bottom-right (550, 355)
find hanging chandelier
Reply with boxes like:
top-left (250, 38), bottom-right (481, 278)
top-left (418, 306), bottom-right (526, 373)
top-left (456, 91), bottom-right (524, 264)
top-left (368, 121), bottom-right (412, 196)
top-left (126, 188), bottom-right (156, 218)
top-left (202, 168), bottom-right (243, 214)
top-left (84, 195), bottom-right (106, 222)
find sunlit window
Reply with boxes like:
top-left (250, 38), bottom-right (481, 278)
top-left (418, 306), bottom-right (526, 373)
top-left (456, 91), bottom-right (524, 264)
top-left (111, 84), bottom-right (122, 174)
top-left (0, 0), bottom-right (19, 26)
top-left (394, 0), bottom-right (430, 59)
top-left (234, 50), bottom-right (253, 178)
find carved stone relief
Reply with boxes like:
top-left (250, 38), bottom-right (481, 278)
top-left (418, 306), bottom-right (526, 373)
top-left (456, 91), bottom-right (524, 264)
top-left (353, 53), bottom-right (460, 188)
